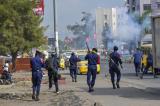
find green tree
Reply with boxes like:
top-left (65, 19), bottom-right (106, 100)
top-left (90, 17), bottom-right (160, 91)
top-left (0, 0), bottom-right (46, 71)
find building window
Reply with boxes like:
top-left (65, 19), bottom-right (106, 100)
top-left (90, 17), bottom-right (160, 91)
top-left (157, 2), bottom-right (160, 8)
top-left (143, 4), bottom-right (151, 10)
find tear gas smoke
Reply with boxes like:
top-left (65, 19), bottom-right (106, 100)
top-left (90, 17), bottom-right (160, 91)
top-left (115, 7), bottom-right (141, 42)
top-left (67, 12), bottom-right (96, 49)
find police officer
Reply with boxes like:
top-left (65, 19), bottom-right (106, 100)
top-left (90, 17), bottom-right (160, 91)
top-left (109, 46), bottom-right (123, 89)
top-left (30, 51), bottom-right (44, 101)
top-left (133, 48), bottom-right (142, 76)
top-left (85, 48), bottom-right (98, 92)
top-left (46, 53), bottom-right (59, 94)
top-left (69, 52), bottom-right (80, 82)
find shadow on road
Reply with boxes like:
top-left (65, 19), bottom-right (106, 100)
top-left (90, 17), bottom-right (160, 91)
top-left (81, 87), bottom-right (160, 100)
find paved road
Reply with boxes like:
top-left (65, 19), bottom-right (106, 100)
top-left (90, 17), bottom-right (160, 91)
top-left (0, 61), bottom-right (160, 106)
top-left (67, 61), bottom-right (160, 106)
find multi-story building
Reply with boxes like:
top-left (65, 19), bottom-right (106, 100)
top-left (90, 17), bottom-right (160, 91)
top-left (127, 0), bottom-right (151, 16)
top-left (151, 0), bottom-right (160, 16)
top-left (95, 8), bottom-right (117, 47)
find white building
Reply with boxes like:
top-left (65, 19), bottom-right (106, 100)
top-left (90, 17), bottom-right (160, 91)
top-left (96, 8), bottom-right (117, 47)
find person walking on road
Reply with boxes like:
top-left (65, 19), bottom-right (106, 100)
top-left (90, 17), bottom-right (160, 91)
top-left (85, 48), bottom-right (99, 92)
top-left (133, 48), bottom-right (143, 76)
top-left (109, 46), bottom-right (123, 89)
top-left (141, 51), bottom-right (154, 79)
top-left (46, 53), bottom-right (60, 94)
top-left (69, 52), bottom-right (80, 82)
top-left (30, 51), bottom-right (45, 101)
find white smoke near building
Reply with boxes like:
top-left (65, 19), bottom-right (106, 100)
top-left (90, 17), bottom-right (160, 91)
top-left (114, 7), bottom-right (141, 42)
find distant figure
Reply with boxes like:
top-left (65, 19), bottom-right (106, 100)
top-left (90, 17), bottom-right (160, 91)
top-left (2, 61), bottom-right (11, 82)
top-left (30, 51), bottom-right (44, 101)
top-left (69, 52), bottom-right (80, 82)
top-left (141, 51), bottom-right (147, 73)
top-left (3, 61), bottom-right (9, 72)
top-left (109, 46), bottom-right (123, 89)
top-left (85, 48), bottom-right (98, 92)
top-left (143, 52), bottom-right (153, 74)
top-left (133, 48), bottom-right (143, 76)
top-left (46, 53), bottom-right (60, 94)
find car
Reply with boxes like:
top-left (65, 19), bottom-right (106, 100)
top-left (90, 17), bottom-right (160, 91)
top-left (77, 54), bottom-right (101, 74)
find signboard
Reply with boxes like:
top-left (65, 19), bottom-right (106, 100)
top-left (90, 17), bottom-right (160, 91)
top-left (152, 17), bottom-right (160, 68)
top-left (33, 0), bottom-right (44, 16)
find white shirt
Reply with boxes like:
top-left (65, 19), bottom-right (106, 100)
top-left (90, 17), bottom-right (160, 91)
top-left (3, 63), bottom-right (9, 71)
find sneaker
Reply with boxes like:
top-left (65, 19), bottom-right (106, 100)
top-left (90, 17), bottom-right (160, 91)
top-left (56, 91), bottom-right (59, 94)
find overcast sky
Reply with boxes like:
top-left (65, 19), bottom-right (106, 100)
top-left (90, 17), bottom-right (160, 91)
top-left (43, 0), bottom-right (124, 39)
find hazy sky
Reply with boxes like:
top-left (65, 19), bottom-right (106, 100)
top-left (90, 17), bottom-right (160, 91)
top-left (43, 0), bottom-right (124, 39)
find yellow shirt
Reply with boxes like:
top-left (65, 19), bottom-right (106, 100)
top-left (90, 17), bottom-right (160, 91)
top-left (141, 54), bottom-right (147, 66)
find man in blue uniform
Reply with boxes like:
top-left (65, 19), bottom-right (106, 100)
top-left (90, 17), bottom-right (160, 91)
top-left (30, 51), bottom-right (44, 101)
top-left (109, 46), bottom-right (123, 89)
top-left (69, 52), bottom-right (80, 82)
top-left (85, 48), bottom-right (98, 92)
top-left (133, 48), bottom-right (142, 76)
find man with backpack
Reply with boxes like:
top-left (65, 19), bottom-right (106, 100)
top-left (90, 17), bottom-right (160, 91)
top-left (109, 46), bottom-right (123, 89)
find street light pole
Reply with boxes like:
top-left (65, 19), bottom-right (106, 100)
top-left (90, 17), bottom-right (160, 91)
top-left (53, 0), bottom-right (57, 54)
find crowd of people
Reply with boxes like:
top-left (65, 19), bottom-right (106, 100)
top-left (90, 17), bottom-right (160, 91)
top-left (29, 46), bottom-right (123, 101)
top-left (132, 48), bottom-right (157, 79)
top-left (0, 44), bottom-right (157, 101)
top-left (29, 45), bottom-right (158, 101)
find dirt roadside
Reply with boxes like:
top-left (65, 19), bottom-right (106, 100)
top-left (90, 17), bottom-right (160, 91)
top-left (0, 71), bottom-right (102, 106)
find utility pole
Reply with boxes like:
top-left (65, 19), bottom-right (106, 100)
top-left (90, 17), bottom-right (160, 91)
top-left (53, 0), bottom-right (57, 54)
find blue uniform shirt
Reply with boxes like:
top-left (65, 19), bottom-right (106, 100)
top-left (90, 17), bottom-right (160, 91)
top-left (31, 55), bottom-right (44, 72)
top-left (109, 51), bottom-right (122, 68)
top-left (133, 50), bottom-right (142, 63)
top-left (85, 52), bottom-right (98, 67)
top-left (69, 55), bottom-right (80, 69)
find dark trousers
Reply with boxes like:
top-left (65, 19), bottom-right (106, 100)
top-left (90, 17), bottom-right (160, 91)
top-left (145, 62), bottom-right (153, 73)
top-left (87, 67), bottom-right (97, 89)
top-left (48, 74), bottom-right (59, 92)
top-left (109, 67), bottom-right (121, 85)
top-left (70, 68), bottom-right (77, 80)
top-left (32, 71), bottom-right (42, 96)
top-left (134, 62), bottom-right (141, 75)
top-left (2, 71), bottom-right (11, 81)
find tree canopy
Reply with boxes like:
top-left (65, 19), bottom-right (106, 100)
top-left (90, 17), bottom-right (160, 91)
top-left (0, 0), bottom-right (46, 71)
